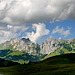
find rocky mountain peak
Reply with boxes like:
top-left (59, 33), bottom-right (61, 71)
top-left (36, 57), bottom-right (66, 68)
top-left (20, 38), bottom-right (30, 42)
top-left (40, 38), bottom-right (72, 54)
top-left (1, 37), bottom-right (75, 55)
top-left (2, 38), bottom-right (40, 56)
top-left (10, 38), bottom-right (19, 44)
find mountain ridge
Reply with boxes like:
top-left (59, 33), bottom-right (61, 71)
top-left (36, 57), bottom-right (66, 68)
top-left (0, 38), bottom-right (75, 64)
top-left (1, 38), bottom-right (74, 55)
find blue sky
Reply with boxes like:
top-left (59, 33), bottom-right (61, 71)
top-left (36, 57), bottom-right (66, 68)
top-left (24, 19), bottom-right (75, 44)
top-left (18, 19), bottom-right (75, 44)
top-left (0, 0), bottom-right (75, 44)
top-left (45, 19), bottom-right (75, 40)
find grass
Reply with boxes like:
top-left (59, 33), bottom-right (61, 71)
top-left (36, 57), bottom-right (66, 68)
top-left (0, 44), bottom-right (14, 50)
top-left (8, 50), bottom-right (24, 56)
top-left (13, 59), bottom-right (29, 64)
top-left (0, 49), bottom-right (42, 64)
top-left (0, 43), bottom-right (5, 50)
top-left (0, 53), bottom-right (75, 75)
top-left (43, 48), bottom-right (75, 60)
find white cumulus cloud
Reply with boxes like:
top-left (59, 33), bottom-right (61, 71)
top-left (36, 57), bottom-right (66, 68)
top-left (25, 23), bottom-right (50, 43)
top-left (52, 26), bottom-right (71, 37)
top-left (0, 0), bottom-right (75, 25)
top-left (0, 25), bottom-right (28, 43)
top-left (0, 0), bottom-right (74, 43)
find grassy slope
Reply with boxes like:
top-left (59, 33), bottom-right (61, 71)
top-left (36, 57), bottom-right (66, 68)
top-left (43, 39), bottom-right (75, 60)
top-left (44, 47), bottom-right (75, 60)
top-left (0, 44), bottom-right (14, 50)
top-left (0, 49), bottom-right (45, 64)
top-left (0, 53), bottom-right (75, 75)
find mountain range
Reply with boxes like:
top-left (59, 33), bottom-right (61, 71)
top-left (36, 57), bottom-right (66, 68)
top-left (0, 38), bottom-right (75, 64)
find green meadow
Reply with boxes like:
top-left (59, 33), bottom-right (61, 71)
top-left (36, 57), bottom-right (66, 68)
top-left (0, 53), bottom-right (75, 75)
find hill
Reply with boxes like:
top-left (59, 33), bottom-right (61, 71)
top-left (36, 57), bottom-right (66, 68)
top-left (0, 58), bottom-right (19, 67)
top-left (0, 53), bottom-right (75, 75)
top-left (0, 38), bottom-right (45, 64)
top-left (0, 49), bottom-right (45, 64)
top-left (44, 39), bottom-right (75, 60)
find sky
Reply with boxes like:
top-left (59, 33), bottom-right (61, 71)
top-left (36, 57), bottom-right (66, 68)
top-left (0, 0), bottom-right (75, 44)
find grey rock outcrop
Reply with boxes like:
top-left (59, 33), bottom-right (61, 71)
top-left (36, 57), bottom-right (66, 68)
top-left (2, 38), bottom-right (74, 55)
top-left (40, 38), bottom-right (64, 54)
top-left (3, 38), bottom-right (40, 56)
top-left (40, 38), bottom-right (73, 54)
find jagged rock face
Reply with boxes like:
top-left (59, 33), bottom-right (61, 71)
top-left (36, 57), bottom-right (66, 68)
top-left (65, 39), bottom-right (73, 44)
top-left (16, 42), bottom-right (39, 55)
top-left (40, 38), bottom-right (74, 54)
top-left (40, 38), bottom-right (65, 54)
top-left (3, 38), bottom-right (40, 56)
top-left (1, 38), bottom-right (74, 55)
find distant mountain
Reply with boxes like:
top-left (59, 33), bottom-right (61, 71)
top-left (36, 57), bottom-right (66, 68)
top-left (0, 38), bottom-right (40, 56)
top-left (43, 39), bottom-right (75, 60)
top-left (0, 38), bottom-right (75, 64)
top-left (0, 38), bottom-right (45, 64)
top-left (40, 38), bottom-right (74, 54)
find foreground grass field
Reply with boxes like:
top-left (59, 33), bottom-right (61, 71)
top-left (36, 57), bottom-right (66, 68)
top-left (0, 53), bottom-right (75, 75)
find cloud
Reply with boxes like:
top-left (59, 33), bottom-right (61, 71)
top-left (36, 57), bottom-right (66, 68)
top-left (25, 23), bottom-right (50, 43)
top-left (0, 23), bottom-right (49, 44)
top-left (0, 29), bottom-right (18, 43)
top-left (7, 25), bottom-right (28, 32)
top-left (52, 26), bottom-right (71, 37)
top-left (7, 25), bottom-right (13, 29)
top-left (0, 0), bottom-right (74, 43)
top-left (0, 0), bottom-right (75, 25)
top-left (0, 25), bottom-right (28, 43)
top-left (59, 37), bottom-right (62, 40)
